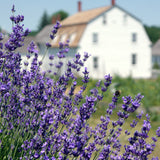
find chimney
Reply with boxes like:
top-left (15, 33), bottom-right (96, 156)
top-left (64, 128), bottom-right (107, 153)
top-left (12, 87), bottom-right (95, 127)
top-left (52, 15), bottom-right (61, 24)
top-left (78, 1), bottom-right (82, 12)
top-left (57, 14), bottom-right (61, 21)
top-left (52, 16), bottom-right (56, 24)
top-left (112, 0), bottom-right (115, 5)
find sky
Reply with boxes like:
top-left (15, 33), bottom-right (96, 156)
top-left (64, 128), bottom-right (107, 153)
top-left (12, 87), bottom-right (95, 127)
top-left (0, 0), bottom-right (160, 32)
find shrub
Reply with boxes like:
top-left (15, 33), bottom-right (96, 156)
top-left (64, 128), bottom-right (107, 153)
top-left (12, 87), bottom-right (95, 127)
top-left (0, 5), bottom-right (160, 160)
top-left (153, 63), bottom-right (160, 69)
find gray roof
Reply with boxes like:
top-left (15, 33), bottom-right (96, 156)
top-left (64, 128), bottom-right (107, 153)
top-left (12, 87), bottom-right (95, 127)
top-left (1, 35), bottom-right (37, 54)
top-left (35, 24), bottom-right (53, 43)
top-left (36, 4), bottom-right (143, 47)
top-left (152, 39), bottom-right (160, 56)
top-left (16, 36), bottom-right (37, 54)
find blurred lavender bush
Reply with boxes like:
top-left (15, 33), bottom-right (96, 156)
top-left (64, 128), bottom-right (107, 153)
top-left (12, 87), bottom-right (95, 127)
top-left (0, 5), bottom-right (160, 160)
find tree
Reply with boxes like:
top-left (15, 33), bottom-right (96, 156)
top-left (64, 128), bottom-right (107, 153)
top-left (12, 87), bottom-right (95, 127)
top-left (37, 10), bottom-right (68, 32)
top-left (38, 10), bottom-right (50, 31)
top-left (28, 30), bottom-right (39, 36)
top-left (144, 25), bottom-right (160, 44)
top-left (153, 62), bottom-right (160, 69)
top-left (50, 10), bottom-right (69, 23)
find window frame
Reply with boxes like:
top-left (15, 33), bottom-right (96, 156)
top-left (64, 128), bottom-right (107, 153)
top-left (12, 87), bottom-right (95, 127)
top-left (92, 33), bottom-right (98, 43)
top-left (132, 53), bottom-right (137, 65)
top-left (123, 13), bottom-right (127, 25)
top-left (132, 33), bottom-right (137, 42)
top-left (93, 56), bottom-right (98, 69)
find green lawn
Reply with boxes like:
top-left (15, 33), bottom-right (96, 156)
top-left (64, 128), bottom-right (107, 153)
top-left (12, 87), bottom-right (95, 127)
top-left (82, 76), bottom-right (160, 158)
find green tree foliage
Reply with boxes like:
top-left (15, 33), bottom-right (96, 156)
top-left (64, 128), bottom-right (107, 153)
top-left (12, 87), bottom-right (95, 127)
top-left (35, 10), bottom-right (68, 34)
top-left (144, 25), bottom-right (160, 44)
top-left (38, 10), bottom-right (50, 31)
top-left (153, 62), bottom-right (160, 69)
top-left (50, 10), bottom-right (69, 22)
top-left (28, 30), bottom-right (39, 36)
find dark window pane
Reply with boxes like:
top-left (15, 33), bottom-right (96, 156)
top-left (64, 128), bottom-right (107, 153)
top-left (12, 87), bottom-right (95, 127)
top-left (132, 54), bottom-right (137, 65)
top-left (93, 33), bottom-right (98, 43)
top-left (132, 33), bottom-right (137, 42)
top-left (93, 57), bottom-right (98, 68)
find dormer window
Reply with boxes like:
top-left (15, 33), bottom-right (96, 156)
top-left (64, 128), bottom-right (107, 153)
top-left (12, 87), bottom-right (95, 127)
top-left (132, 33), bottom-right (137, 42)
top-left (69, 33), bottom-right (76, 43)
top-left (123, 14), bottom-right (127, 25)
top-left (51, 35), bottom-right (59, 45)
top-left (93, 33), bottom-right (98, 43)
top-left (60, 33), bottom-right (67, 42)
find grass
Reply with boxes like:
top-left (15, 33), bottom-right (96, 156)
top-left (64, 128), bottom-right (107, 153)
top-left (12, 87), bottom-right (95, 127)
top-left (80, 75), bottom-right (160, 158)
top-left (88, 105), bottom-right (160, 158)
top-left (112, 75), bottom-right (160, 107)
top-left (1, 75), bottom-right (160, 159)
top-left (48, 75), bottom-right (160, 158)
top-left (78, 75), bottom-right (160, 110)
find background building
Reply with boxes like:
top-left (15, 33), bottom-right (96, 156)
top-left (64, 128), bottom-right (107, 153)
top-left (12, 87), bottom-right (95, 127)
top-left (36, 0), bottom-right (152, 79)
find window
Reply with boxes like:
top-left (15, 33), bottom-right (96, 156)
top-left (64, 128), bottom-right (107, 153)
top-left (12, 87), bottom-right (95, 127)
top-left (60, 34), bottom-right (67, 42)
top-left (132, 33), bottom-right (137, 42)
top-left (123, 14), bottom-right (127, 25)
top-left (93, 33), bottom-right (98, 43)
top-left (132, 54), bottom-right (137, 65)
top-left (103, 14), bottom-right (107, 24)
top-left (51, 35), bottom-right (59, 45)
top-left (93, 57), bottom-right (98, 69)
top-left (69, 33), bottom-right (76, 43)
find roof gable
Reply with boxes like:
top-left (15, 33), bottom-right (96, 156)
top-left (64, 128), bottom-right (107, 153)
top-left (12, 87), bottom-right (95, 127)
top-left (36, 24), bottom-right (53, 43)
top-left (50, 24), bottom-right (86, 48)
top-left (61, 4), bottom-right (142, 26)
top-left (114, 5), bottom-right (141, 23)
top-left (36, 4), bottom-right (143, 48)
top-left (61, 6), bottom-right (112, 26)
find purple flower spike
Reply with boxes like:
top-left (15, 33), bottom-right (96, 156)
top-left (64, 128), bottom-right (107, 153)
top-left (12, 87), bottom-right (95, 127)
top-left (0, 5), bottom-right (159, 160)
top-left (27, 41), bottom-right (38, 54)
top-left (12, 5), bottom-right (16, 12)
top-left (156, 127), bottom-right (160, 137)
top-left (46, 42), bottom-right (51, 48)
top-left (104, 74), bottom-right (112, 87)
top-left (49, 55), bottom-right (54, 60)
top-left (0, 33), bottom-right (4, 41)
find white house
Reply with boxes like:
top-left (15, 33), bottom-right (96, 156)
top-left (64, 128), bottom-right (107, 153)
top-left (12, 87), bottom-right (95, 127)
top-left (36, 0), bottom-right (152, 79)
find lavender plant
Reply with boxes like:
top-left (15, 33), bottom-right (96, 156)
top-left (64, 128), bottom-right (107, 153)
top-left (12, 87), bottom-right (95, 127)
top-left (0, 5), bottom-right (159, 160)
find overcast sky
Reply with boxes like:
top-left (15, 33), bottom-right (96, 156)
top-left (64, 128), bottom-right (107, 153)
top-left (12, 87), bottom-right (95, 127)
top-left (0, 0), bottom-right (160, 32)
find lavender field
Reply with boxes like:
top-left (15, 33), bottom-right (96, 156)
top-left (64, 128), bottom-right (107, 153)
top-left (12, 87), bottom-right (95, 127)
top-left (0, 5), bottom-right (160, 160)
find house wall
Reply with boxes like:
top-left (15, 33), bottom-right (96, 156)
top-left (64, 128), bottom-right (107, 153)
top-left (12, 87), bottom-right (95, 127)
top-left (31, 45), bottom-right (78, 75)
top-left (78, 7), bottom-right (152, 79)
